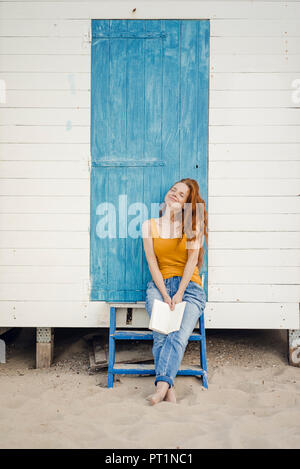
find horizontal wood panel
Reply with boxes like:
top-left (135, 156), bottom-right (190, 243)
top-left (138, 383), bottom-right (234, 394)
top-left (208, 249), bottom-right (300, 266)
top-left (211, 109), bottom-right (300, 126)
top-left (0, 37), bottom-right (90, 54)
top-left (0, 90), bottom-right (90, 108)
top-left (1, 108), bottom-right (300, 127)
top-left (209, 196), bottom-right (300, 213)
top-left (209, 143), bottom-right (300, 160)
top-left (0, 214), bottom-right (89, 230)
top-left (1, 249), bottom-right (298, 267)
top-left (0, 56), bottom-right (299, 75)
top-left (0, 72), bottom-right (90, 91)
top-left (1, 89), bottom-right (299, 108)
top-left (0, 265), bottom-right (299, 286)
top-left (209, 214), bottom-right (300, 231)
top-left (209, 232), bottom-right (300, 249)
top-left (0, 143), bottom-right (89, 160)
top-left (1, 18), bottom-right (300, 38)
top-left (2, 124), bottom-right (300, 146)
top-left (209, 266), bottom-right (300, 284)
top-left (1, 160), bottom-right (300, 179)
top-left (212, 37), bottom-right (300, 54)
top-left (84, 301), bottom-right (298, 330)
top-left (0, 300), bottom-right (109, 328)
top-left (212, 19), bottom-right (300, 37)
top-left (1, 36), bottom-right (300, 55)
top-left (0, 161), bottom-right (89, 178)
top-left (212, 118), bottom-right (300, 133)
top-left (1, 196), bottom-right (299, 215)
top-left (0, 283), bottom-right (91, 301)
top-left (0, 248), bottom-right (89, 265)
top-left (211, 73), bottom-right (300, 90)
top-left (0, 301), bottom-right (298, 329)
top-left (2, 123), bottom-right (300, 144)
top-left (0, 282), bottom-right (299, 302)
top-left (209, 284), bottom-right (300, 302)
top-left (0, 55), bottom-right (90, 72)
top-left (0, 143), bottom-right (298, 162)
top-left (212, 54), bottom-right (300, 72)
top-left (210, 179), bottom-right (300, 196)
top-left (1, 2), bottom-right (300, 20)
top-left (0, 18), bottom-right (89, 36)
top-left (0, 196), bottom-right (89, 213)
top-left (0, 232), bottom-right (89, 249)
top-left (0, 126), bottom-right (89, 144)
top-left (0, 179), bottom-right (299, 197)
top-left (0, 180), bottom-right (299, 200)
top-left (0, 179), bottom-right (89, 196)
top-left (210, 161), bottom-right (300, 177)
top-left (204, 302), bottom-right (299, 329)
top-left (0, 230), bottom-right (299, 250)
top-left (0, 265), bottom-right (89, 283)
top-left (210, 90), bottom-right (298, 108)
top-left (1, 71), bottom-right (297, 92)
top-left (1, 248), bottom-right (299, 267)
top-left (0, 108), bottom-right (90, 125)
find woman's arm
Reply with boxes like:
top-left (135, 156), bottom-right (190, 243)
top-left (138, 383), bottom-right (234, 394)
top-left (176, 249), bottom-right (200, 296)
top-left (176, 226), bottom-right (203, 298)
top-left (142, 219), bottom-right (169, 301)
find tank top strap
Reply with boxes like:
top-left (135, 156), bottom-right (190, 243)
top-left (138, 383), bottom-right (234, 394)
top-left (150, 218), bottom-right (160, 238)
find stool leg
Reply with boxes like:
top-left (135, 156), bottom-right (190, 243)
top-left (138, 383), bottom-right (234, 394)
top-left (200, 314), bottom-right (208, 389)
top-left (107, 337), bottom-right (115, 388)
top-left (108, 307), bottom-right (116, 388)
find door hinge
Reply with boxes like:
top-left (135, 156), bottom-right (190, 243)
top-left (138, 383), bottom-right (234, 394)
top-left (80, 154), bottom-right (91, 175)
top-left (82, 28), bottom-right (91, 48)
top-left (82, 278), bottom-right (91, 297)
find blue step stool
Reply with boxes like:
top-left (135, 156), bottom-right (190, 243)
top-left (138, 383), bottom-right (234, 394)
top-left (107, 281), bottom-right (208, 389)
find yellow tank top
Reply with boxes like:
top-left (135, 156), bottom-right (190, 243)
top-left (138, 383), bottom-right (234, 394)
top-left (150, 218), bottom-right (202, 287)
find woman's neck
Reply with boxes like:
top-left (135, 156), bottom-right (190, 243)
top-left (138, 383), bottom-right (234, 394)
top-left (158, 208), bottom-right (183, 238)
top-left (160, 205), bottom-right (182, 224)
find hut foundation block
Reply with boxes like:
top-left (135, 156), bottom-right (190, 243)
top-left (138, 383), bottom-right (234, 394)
top-left (36, 328), bottom-right (54, 368)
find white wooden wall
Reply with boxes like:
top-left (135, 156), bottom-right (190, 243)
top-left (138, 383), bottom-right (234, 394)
top-left (0, 1), bottom-right (299, 328)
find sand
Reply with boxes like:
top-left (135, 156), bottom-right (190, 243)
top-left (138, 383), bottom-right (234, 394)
top-left (0, 327), bottom-right (299, 449)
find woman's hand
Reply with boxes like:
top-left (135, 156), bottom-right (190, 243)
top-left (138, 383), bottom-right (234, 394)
top-left (163, 290), bottom-right (184, 311)
top-left (170, 291), bottom-right (183, 310)
top-left (162, 294), bottom-right (173, 310)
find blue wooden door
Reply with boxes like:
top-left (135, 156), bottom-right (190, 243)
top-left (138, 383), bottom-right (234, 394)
top-left (90, 19), bottom-right (209, 302)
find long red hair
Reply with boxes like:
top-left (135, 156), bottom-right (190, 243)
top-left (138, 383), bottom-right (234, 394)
top-left (159, 178), bottom-right (208, 270)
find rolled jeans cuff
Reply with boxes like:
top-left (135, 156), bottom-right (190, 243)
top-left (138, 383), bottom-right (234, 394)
top-left (155, 375), bottom-right (173, 389)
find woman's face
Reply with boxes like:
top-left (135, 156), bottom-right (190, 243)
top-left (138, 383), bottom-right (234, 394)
top-left (165, 183), bottom-right (190, 211)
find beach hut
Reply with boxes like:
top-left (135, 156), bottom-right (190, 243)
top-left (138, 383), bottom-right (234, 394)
top-left (0, 0), bottom-right (299, 368)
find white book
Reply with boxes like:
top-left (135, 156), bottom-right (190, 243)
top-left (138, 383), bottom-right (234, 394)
top-left (149, 298), bottom-right (187, 335)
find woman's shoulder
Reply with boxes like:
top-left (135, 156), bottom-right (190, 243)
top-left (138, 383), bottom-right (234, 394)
top-left (142, 218), bottom-right (154, 238)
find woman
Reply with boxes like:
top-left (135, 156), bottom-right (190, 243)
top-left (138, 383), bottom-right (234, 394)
top-left (142, 178), bottom-right (208, 405)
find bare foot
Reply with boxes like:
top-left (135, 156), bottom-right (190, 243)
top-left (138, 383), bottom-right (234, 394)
top-left (146, 382), bottom-right (169, 405)
top-left (164, 387), bottom-right (177, 404)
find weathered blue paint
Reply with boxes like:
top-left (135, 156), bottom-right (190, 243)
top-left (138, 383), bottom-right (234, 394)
top-left (107, 306), bottom-right (116, 388)
top-left (91, 20), bottom-right (209, 302)
top-left (112, 330), bottom-right (202, 341)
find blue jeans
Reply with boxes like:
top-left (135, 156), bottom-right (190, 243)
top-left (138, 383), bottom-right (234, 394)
top-left (145, 275), bottom-right (206, 388)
